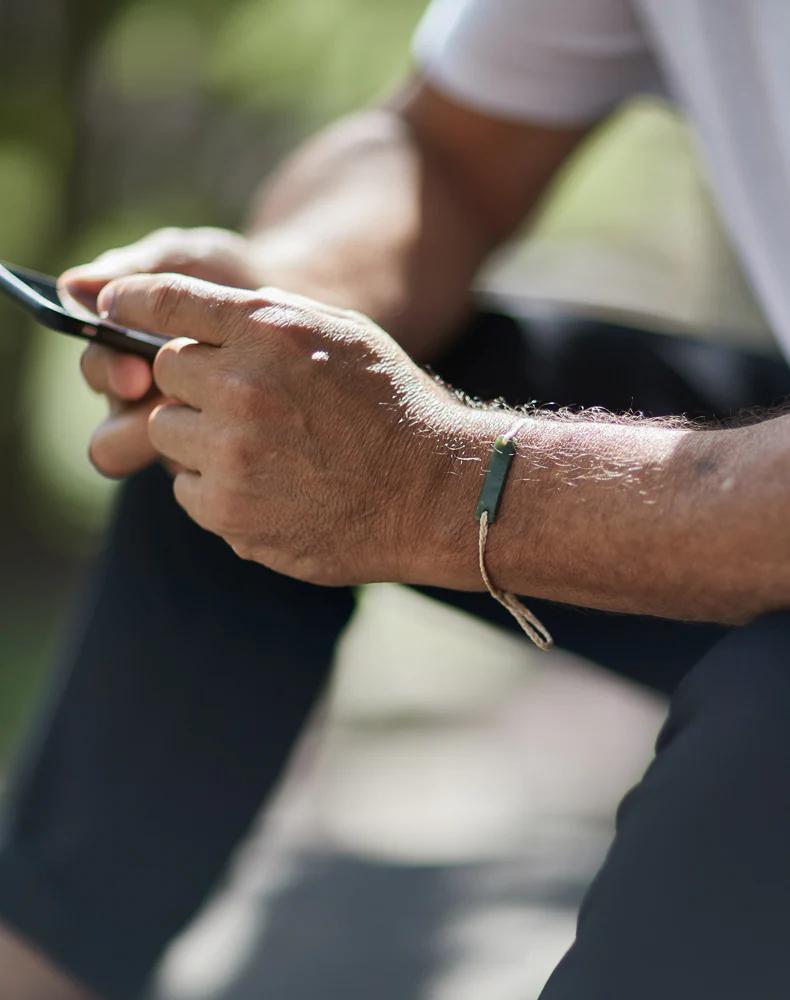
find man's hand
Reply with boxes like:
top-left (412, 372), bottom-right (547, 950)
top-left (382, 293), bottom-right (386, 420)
top-left (95, 273), bottom-right (476, 586)
top-left (86, 271), bottom-right (790, 623)
top-left (84, 270), bottom-right (790, 624)
top-left (66, 84), bottom-right (588, 482)
top-left (61, 227), bottom-right (265, 478)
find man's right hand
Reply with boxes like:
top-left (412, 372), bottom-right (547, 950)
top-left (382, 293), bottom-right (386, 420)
top-left (61, 227), bottom-right (264, 478)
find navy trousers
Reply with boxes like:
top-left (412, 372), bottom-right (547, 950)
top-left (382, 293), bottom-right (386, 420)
top-left (0, 307), bottom-right (789, 998)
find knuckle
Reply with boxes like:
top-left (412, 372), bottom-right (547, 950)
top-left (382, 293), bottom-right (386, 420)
top-left (215, 295), bottom-right (249, 339)
top-left (248, 295), bottom-right (297, 334)
top-left (153, 226), bottom-right (185, 245)
top-left (223, 371), bottom-right (261, 416)
top-left (251, 286), bottom-right (279, 307)
top-left (200, 479), bottom-right (238, 535)
top-left (150, 275), bottom-right (187, 328)
top-left (92, 246), bottom-right (123, 266)
top-left (221, 427), bottom-right (255, 475)
top-left (145, 229), bottom-right (195, 270)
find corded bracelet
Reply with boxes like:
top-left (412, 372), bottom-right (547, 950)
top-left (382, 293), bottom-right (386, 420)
top-left (475, 419), bottom-right (553, 651)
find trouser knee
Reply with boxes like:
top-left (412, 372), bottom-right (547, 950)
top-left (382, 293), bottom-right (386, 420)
top-left (659, 610), bottom-right (790, 762)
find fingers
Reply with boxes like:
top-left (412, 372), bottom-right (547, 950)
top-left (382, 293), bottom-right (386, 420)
top-left (59, 228), bottom-right (256, 315)
top-left (59, 266), bottom-right (126, 316)
top-left (59, 244), bottom-right (160, 314)
top-left (58, 275), bottom-right (107, 316)
top-left (152, 337), bottom-right (215, 409)
top-left (89, 396), bottom-right (160, 478)
top-left (59, 229), bottom-right (192, 312)
top-left (80, 343), bottom-right (153, 401)
top-left (148, 402), bottom-right (205, 472)
top-left (97, 273), bottom-right (247, 346)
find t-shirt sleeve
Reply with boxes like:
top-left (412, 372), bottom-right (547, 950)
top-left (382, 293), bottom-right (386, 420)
top-left (412, 0), bottom-right (662, 124)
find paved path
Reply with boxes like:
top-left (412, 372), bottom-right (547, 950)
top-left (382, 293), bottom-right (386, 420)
top-left (152, 586), bottom-right (665, 1000)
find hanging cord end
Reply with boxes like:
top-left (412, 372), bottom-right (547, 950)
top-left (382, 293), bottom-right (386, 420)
top-left (478, 511), bottom-right (554, 651)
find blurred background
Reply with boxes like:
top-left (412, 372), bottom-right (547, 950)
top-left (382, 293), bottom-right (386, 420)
top-left (0, 1), bottom-right (775, 998)
top-left (0, 0), bottom-right (434, 757)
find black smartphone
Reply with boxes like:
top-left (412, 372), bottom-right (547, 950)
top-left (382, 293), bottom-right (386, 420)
top-left (0, 261), bottom-right (168, 361)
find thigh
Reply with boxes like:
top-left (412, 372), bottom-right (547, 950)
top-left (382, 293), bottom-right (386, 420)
top-left (539, 611), bottom-right (790, 1000)
top-left (419, 308), bottom-right (790, 693)
top-left (0, 464), bottom-right (354, 998)
top-left (436, 305), bottom-right (790, 420)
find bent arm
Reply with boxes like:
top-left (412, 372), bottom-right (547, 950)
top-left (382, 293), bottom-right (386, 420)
top-left (415, 407), bottom-right (790, 625)
top-left (94, 270), bottom-right (788, 627)
top-left (247, 80), bottom-right (589, 359)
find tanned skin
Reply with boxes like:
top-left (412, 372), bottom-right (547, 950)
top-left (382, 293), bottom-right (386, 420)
top-left (6, 77), bottom-right (784, 996)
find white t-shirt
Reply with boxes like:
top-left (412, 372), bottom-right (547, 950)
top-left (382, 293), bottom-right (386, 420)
top-left (414, 0), bottom-right (790, 359)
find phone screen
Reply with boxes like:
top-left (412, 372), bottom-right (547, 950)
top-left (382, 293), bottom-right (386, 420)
top-left (20, 272), bottom-right (64, 307)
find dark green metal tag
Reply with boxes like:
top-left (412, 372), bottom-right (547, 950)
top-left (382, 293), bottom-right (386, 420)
top-left (475, 435), bottom-right (516, 523)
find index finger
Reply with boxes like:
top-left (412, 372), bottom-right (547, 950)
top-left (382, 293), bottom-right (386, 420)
top-left (96, 273), bottom-right (249, 347)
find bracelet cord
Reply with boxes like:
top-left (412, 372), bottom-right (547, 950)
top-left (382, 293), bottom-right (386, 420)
top-left (475, 420), bottom-right (554, 652)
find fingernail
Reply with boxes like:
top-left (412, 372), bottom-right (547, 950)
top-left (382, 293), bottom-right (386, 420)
top-left (97, 286), bottom-right (115, 320)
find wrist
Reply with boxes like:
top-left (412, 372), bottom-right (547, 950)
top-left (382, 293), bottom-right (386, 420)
top-left (392, 402), bottom-right (525, 590)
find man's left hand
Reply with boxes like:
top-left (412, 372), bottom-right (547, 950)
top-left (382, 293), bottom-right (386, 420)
top-left (96, 274), bottom-right (479, 587)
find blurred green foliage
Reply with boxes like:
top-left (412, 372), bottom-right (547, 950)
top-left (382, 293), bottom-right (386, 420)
top-left (0, 0), bottom-right (427, 763)
top-left (211, 0), bottom-right (424, 116)
top-left (100, 2), bottom-right (209, 99)
top-left (0, 0), bottom-right (758, 768)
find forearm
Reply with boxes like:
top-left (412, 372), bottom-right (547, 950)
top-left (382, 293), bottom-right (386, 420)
top-left (413, 406), bottom-right (790, 624)
top-left (245, 84), bottom-right (587, 360)
top-left (117, 268), bottom-right (786, 622)
top-left (246, 109), bottom-right (486, 359)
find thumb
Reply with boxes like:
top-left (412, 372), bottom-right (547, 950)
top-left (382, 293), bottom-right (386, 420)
top-left (58, 270), bottom-right (114, 316)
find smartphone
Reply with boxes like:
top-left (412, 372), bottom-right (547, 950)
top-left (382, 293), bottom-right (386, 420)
top-left (0, 261), bottom-right (168, 361)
